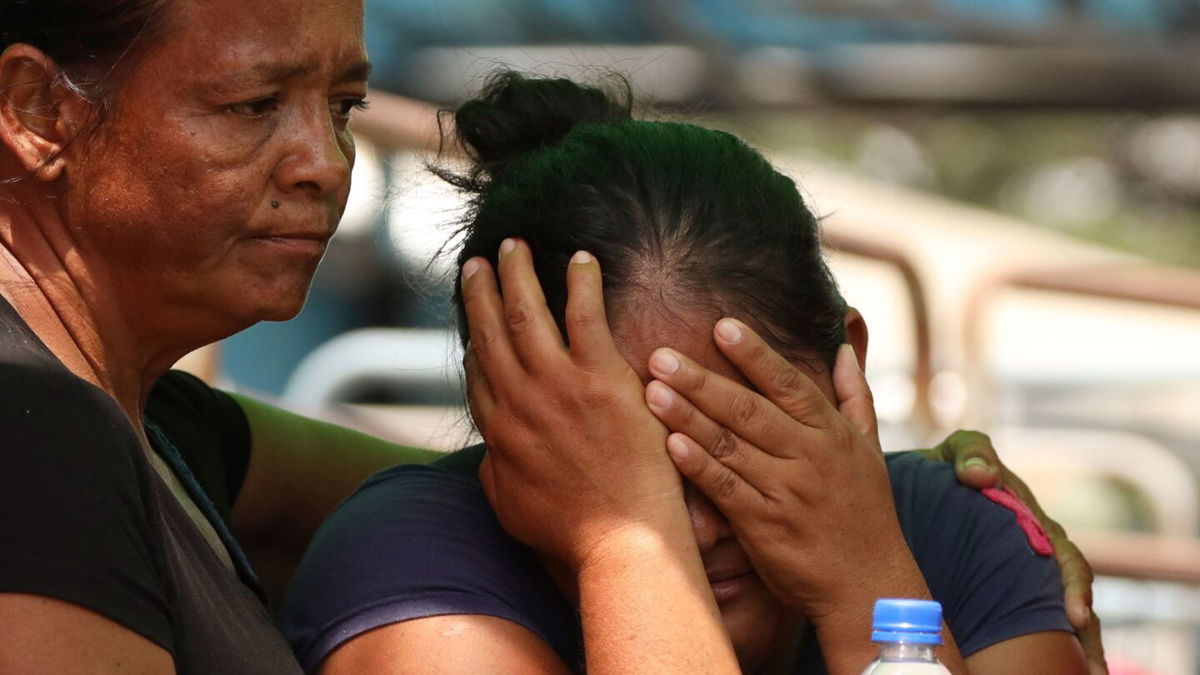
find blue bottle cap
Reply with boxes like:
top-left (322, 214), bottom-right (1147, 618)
top-left (871, 599), bottom-right (943, 645)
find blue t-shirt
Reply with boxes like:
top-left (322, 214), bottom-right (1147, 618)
top-left (279, 447), bottom-right (1072, 673)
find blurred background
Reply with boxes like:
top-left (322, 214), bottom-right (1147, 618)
top-left (183, 2), bottom-right (1200, 672)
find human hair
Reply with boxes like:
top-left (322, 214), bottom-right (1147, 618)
top-left (442, 71), bottom-right (847, 366)
top-left (0, 0), bottom-right (172, 108)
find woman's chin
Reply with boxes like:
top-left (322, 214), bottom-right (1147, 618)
top-left (720, 579), bottom-right (799, 672)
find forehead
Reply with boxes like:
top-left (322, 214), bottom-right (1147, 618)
top-left (150, 0), bottom-right (366, 82)
top-left (612, 306), bottom-right (738, 386)
top-left (609, 305), bottom-right (836, 403)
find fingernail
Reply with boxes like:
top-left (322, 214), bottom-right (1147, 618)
top-left (646, 382), bottom-right (674, 409)
top-left (715, 319), bottom-right (742, 344)
top-left (650, 350), bottom-right (680, 376)
top-left (667, 435), bottom-right (690, 461)
top-left (963, 457), bottom-right (991, 472)
top-left (499, 238), bottom-right (516, 257)
top-left (571, 250), bottom-right (595, 265)
top-left (462, 258), bottom-right (481, 280)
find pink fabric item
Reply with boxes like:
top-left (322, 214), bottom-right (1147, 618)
top-left (982, 486), bottom-right (1055, 556)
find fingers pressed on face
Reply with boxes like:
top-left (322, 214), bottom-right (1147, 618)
top-left (646, 347), bottom-right (812, 455)
top-left (461, 256), bottom-right (522, 389)
top-left (831, 343), bottom-right (879, 442)
top-left (645, 380), bottom-right (785, 481)
top-left (666, 432), bottom-right (763, 513)
top-left (709, 318), bottom-right (834, 429)
top-left (564, 250), bottom-right (620, 368)
top-left (494, 238), bottom-right (567, 369)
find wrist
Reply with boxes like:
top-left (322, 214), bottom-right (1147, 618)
top-left (571, 503), bottom-right (696, 574)
top-left (810, 553), bottom-right (931, 674)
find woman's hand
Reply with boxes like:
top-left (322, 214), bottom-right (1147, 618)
top-left (462, 240), bottom-right (741, 674)
top-left (462, 239), bottom-right (685, 569)
top-left (920, 433), bottom-right (1108, 674)
top-left (643, 318), bottom-right (928, 621)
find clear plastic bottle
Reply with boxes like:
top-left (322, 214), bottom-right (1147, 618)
top-left (859, 599), bottom-right (952, 675)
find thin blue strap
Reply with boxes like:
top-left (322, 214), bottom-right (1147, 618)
top-left (144, 421), bottom-right (266, 602)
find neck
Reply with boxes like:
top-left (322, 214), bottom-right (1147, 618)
top-left (0, 187), bottom-right (188, 424)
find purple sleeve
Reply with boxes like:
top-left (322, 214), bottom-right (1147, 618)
top-left (278, 465), bottom-right (580, 673)
top-left (886, 452), bottom-right (1075, 656)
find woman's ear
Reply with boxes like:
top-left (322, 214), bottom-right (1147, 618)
top-left (843, 307), bottom-right (868, 371)
top-left (0, 45), bottom-right (91, 182)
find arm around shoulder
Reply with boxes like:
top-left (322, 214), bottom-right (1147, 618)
top-left (0, 594), bottom-right (175, 675)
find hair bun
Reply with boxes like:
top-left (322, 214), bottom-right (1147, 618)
top-left (453, 71), bottom-right (632, 174)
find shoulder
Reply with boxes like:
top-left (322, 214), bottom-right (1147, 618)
top-left (145, 370), bottom-right (252, 518)
top-left (0, 352), bottom-right (172, 651)
top-left (281, 454), bottom-right (578, 673)
top-left (0, 351), bottom-right (145, 489)
top-left (146, 370), bottom-right (247, 432)
top-left (885, 452), bottom-right (1073, 656)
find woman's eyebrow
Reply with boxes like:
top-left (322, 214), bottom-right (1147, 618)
top-left (335, 60), bottom-right (371, 84)
top-left (197, 59), bottom-right (371, 93)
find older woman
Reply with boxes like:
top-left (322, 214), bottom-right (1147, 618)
top-left (0, 0), bottom-right (445, 672)
top-left (0, 3), bottom-right (1099, 674)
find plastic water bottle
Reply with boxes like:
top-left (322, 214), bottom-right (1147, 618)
top-left (859, 599), bottom-right (952, 674)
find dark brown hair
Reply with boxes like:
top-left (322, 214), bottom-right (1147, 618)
top-left (1, 0), bottom-right (171, 108)
top-left (443, 72), bottom-right (847, 366)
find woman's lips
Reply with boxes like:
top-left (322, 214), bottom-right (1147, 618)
top-left (708, 570), bottom-right (755, 603)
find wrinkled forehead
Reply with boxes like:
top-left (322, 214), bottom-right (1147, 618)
top-left (152, 0), bottom-right (366, 78)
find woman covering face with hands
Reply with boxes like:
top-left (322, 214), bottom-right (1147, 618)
top-left (281, 72), bottom-right (1092, 674)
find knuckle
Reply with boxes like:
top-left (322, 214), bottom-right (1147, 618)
top-left (683, 364), bottom-right (709, 392)
top-left (770, 365), bottom-right (807, 396)
top-left (711, 467), bottom-right (739, 501)
top-left (505, 301), bottom-right (536, 332)
top-left (954, 429), bottom-right (994, 451)
top-left (709, 427), bottom-right (738, 459)
top-left (828, 422), bottom-right (854, 448)
top-left (1080, 557), bottom-right (1095, 583)
top-left (471, 324), bottom-right (501, 353)
top-left (578, 380), bottom-right (617, 408)
top-left (566, 303), bottom-right (597, 330)
top-left (729, 391), bottom-right (760, 426)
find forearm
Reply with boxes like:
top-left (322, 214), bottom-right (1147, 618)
top-left (811, 551), bottom-right (967, 675)
top-left (230, 393), bottom-right (442, 593)
top-left (575, 522), bottom-right (739, 675)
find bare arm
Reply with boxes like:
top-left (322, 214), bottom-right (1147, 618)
top-left (319, 615), bottom-right (570, 675)
top-left (0, 594), bottom-right (175, 675)
top-left (229, 395), bottom-right (442, 604)
top-left (317, 525), bottom-right (735, 675)
top-left (966, 631), bottom-right (1088, 675)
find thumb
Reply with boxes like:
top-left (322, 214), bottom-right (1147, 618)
top-left (833, 343), bottom-right (878, 444)
top-left (935, 430), bottom-right (1001, 490)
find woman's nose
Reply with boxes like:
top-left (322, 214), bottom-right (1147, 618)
top-left (686, 485), bottom-right (734, 552)
top-left (274, 105), bottom-right (353, 198)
